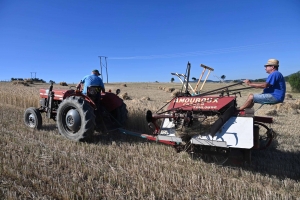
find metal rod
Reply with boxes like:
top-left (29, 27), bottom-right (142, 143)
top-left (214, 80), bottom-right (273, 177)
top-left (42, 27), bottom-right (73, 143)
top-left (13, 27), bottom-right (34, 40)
top-left (194, 68), bottom-right (206, 92)
top-left (185, 62), bottom-right (191, 95)
top-left (195, 82), bottom-right (244, 96)
top-left (199, 70), bottom-right (212, 91)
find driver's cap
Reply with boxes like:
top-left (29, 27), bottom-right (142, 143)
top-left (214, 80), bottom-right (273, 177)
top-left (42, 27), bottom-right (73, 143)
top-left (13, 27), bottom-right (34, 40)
top-left (92, 69), bottom-right (101, 76)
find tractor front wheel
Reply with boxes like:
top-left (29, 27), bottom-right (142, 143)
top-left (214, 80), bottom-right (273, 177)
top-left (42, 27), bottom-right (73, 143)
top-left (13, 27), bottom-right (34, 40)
top-left (57, 96), bottom-right (95, 141)
top-left (24, 107), bottom-right (42, 130)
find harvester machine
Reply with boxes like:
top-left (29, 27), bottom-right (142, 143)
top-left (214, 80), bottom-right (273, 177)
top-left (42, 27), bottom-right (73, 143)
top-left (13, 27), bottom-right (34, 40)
top-left (121, 62), bottom-right (275, 164)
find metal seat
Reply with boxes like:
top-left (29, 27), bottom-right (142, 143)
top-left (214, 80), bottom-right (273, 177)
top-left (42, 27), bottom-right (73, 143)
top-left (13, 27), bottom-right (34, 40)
top-left (255, 102), bottom-right (281, 113)
top-left (87, 85), bottom-right (103, 104)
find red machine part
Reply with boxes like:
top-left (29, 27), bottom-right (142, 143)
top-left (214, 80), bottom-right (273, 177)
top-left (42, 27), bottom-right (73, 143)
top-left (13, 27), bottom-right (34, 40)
top-left (167, 96), bottom-right (236, 111)
top-left (39, 89), bottom-right (123, 112)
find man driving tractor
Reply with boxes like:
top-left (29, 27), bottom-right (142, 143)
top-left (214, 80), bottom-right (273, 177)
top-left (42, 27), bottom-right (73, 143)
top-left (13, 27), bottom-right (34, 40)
top-left (76, 69), bottom-right (105, 94)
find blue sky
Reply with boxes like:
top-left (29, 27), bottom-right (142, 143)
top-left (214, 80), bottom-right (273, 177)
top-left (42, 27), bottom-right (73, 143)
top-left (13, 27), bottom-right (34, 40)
top-left (0, 0), bottom-right (299, 83)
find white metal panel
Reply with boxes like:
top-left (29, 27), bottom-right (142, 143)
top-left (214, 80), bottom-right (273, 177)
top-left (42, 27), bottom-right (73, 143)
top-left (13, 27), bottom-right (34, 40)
top-left (191, 117), bottom-right (253, 149)
top-left (157, 118), bottom-right (183, 143)
top-left (160, 118), bottom-right (177, 136)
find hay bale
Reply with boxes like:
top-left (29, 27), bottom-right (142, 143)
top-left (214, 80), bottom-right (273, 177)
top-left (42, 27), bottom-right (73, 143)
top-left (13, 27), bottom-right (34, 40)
top-left (165, 87), bottom-right (175, 93)
top-left (171, 90), bottom-right (182, 97)
top-left (11, 81), bottom-right (29, 86)
top-left (295, 99), bottom-right (300, 107)
top-left (141, 96), bottom-right (150, 101)
top-left (59, 82), bottom-right (68, 86)
top-left (285, 93), bottom-right (293, 99)
top-left (121, 92), bottom-right (131, 100)
top-left (24, 80), bottom-right (33, 84)
top-left (273, 102), bottom-right (299, 114)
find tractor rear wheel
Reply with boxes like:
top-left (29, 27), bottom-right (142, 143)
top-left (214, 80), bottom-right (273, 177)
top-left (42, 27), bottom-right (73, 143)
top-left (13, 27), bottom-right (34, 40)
top-left (57, 96), bottom-right (95, 141)
top-left (24, 107), bottom-right (42, 130)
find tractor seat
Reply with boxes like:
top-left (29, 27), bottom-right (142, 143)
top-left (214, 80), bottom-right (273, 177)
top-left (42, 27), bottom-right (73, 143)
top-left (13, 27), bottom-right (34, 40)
top-left (87, 85), bottom-right (103, 103)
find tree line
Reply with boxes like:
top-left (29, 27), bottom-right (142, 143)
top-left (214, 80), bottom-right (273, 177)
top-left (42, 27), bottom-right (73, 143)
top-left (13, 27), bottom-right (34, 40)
top-left (11, 78), bottom-right (46, 83)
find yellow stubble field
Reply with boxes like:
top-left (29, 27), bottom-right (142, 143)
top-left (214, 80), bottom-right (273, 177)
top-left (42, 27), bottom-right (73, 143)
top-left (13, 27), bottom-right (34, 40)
top-left (0, 81), bottom-right (299, 199)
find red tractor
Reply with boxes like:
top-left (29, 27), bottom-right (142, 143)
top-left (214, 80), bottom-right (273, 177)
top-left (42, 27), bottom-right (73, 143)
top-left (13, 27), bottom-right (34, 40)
top-left (24, 83), bottom-right (128, 141)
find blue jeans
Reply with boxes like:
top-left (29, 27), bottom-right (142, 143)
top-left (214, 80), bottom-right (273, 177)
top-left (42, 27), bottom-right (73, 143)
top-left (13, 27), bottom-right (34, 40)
top-left (253, 93), bottom-right (279, 104)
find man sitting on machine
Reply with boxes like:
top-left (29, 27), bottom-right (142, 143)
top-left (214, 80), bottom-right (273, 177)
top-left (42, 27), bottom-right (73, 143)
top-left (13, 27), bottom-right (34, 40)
top-left (239, 59), bottom-right (286, 110)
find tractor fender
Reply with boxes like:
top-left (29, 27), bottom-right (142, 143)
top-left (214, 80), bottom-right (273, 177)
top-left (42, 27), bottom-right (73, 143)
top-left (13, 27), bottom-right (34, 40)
top-left (100, 92), bottom-right (123, 112)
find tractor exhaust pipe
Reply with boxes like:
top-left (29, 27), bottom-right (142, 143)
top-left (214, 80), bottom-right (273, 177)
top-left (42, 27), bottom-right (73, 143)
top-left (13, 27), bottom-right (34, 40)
top-left (46, 82), bottom-right (54, 119)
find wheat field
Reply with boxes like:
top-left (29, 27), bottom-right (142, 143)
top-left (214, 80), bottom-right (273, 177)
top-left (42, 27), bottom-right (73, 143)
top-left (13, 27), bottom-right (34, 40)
top-left (0, 81), bottom-right (300, 199)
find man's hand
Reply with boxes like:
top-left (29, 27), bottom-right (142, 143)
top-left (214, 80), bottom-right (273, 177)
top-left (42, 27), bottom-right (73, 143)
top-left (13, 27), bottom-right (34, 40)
top-left (76, 82), bottom-right (82, 91)
top-left (243, 79), bottom-right (269, 88)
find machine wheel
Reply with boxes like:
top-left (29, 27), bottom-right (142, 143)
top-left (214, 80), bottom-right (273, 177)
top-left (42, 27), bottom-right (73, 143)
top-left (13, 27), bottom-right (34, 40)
top-left (110, 102), bottom-right (128, 126)
top-left (24, 107), bottom-right (42, 130)
top-left (56, 96), bottom-right (95, 141)
top-left (254, 122), bottom-right (275, 149)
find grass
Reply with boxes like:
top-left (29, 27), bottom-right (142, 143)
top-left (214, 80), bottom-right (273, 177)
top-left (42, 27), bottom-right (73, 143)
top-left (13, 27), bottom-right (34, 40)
top-left (0, 81), bottom-right (300, 199)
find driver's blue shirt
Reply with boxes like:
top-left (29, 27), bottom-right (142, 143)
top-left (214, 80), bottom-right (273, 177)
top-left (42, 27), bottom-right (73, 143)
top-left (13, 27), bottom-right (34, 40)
top-left (263, 71), bottom-right (286, 102)
top-left (81, 74), bottom-right (104, 94)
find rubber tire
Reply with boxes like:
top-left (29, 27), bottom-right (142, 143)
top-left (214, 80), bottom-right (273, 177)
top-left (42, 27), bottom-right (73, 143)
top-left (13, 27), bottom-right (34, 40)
top-left (110, 102), bottom-right (128, 126)
top-left (57, 96), bottom-right (95, 142)
top-left (24, 107), bottom-right (42, 130)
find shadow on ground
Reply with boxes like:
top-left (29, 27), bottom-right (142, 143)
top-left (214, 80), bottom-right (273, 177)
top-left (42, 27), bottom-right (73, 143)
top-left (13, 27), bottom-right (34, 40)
top-left (39, 122), bottom-right (300, 181)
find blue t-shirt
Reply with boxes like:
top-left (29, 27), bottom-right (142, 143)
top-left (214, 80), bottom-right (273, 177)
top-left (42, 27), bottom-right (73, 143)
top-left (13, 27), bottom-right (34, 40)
top-left (81, 74), bottom-right (105, 94)
top-left (263, 71), bottom-right (286, 102)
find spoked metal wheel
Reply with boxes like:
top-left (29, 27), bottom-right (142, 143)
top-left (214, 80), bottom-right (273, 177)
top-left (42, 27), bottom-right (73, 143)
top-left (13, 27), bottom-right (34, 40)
top-left (254, 122), bottom-right (275, 150)
top-left (24, 107), bottom-right (42, 129)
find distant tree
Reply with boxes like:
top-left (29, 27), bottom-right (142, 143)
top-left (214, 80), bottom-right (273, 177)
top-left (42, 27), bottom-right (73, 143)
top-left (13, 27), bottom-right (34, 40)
top-left (288, 72), bottom-right (300, 92)
top-left (171, 77), bottom-right (175, 83)
top-left (49, 80), bottom-right (55, 84)
top-left (192, 77), bottom-right (196, 81)
top-left (253, 79), bottom-right (265, 82)
top-left (221, 75), bottom-right (226, 82)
